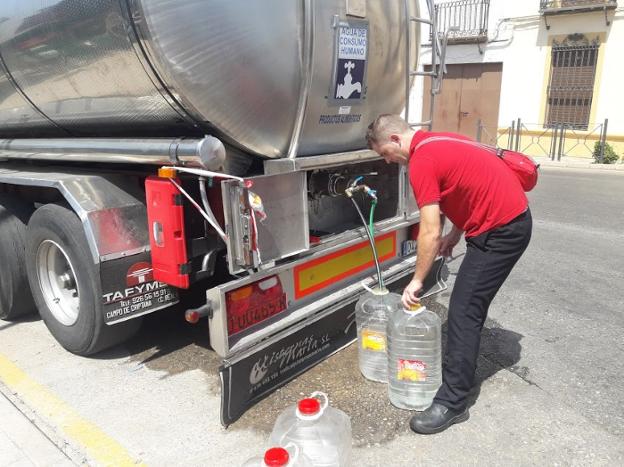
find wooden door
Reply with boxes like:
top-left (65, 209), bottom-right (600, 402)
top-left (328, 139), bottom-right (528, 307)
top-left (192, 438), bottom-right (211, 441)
top-left (422, 63), bottom-right (503, 145)
top-left (422, 64), bottom-right (463, 133)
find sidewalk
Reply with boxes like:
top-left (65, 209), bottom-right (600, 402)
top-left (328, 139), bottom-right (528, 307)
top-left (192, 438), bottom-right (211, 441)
top-left (0, 393), bottom-right (73, 467)
top-left (533, 155), bottom-right (624, 171)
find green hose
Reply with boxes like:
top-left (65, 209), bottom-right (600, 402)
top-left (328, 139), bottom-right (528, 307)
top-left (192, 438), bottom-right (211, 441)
top-left (368, 200), bottom-right (383, 289)
top-left (368, 200), bottom-right (375, 235)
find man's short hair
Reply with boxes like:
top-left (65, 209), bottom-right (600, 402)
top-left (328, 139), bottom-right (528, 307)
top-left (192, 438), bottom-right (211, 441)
top-left (366, 114), bottom-right (410, 148)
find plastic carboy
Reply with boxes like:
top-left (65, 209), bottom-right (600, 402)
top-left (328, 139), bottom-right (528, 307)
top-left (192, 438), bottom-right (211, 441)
top-left (355, 287), bottom-right (402, 383)
top-left (268, 392), bottom-right (351, 467)
top-left (241, 444), bottom-right (313, 467)
top-left (387, 303), bottom-right (442, 410)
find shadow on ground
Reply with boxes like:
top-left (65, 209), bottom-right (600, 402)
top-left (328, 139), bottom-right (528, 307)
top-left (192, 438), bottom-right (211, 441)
top-left (96, 306), bottom-right (223, 395)
top-left (0, 313), bottom-right (41, 331)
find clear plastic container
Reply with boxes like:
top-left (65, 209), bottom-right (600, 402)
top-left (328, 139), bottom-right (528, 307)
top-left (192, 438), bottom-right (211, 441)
top-left (355, 287), bottom-right (403, 383)
top-left (242, 444), bottom-right (312, 467)
top-left (387, 303), bottom-right (442, 411)
top-left (268, 392), bottom-right (351, 467)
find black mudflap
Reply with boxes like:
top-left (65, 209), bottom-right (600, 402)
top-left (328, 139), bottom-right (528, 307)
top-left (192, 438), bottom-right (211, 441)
top-left (100, 252), bottom-right (179, 324)
top-left (219, 300), bottom-right (357, 427)
top-left (219, 257), bottom-right (446, 426)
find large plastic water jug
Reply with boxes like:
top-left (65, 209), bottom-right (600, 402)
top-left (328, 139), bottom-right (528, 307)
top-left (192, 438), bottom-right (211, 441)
top-left (387, 303), bottom-right (442, 410)
top-left (355, 287), bottom-right (402, 383)
top-left (242, 444), bottom-right (313, 467)
top-left (268, 392), bottom-right (351, 467)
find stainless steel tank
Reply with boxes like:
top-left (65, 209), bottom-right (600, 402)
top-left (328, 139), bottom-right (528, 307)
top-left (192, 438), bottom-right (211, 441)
top-left (0, 0), bottom-right (419, 158)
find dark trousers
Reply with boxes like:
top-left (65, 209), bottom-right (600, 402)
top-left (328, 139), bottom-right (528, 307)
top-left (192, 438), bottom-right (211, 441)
top-left (434, 209), bottom-right (533, 411)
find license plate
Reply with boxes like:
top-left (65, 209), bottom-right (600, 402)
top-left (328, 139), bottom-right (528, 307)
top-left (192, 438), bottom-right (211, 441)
top-left (228, 293), bottom-right (287, 336)
top-left (401, 240), bottom-right (417, 257)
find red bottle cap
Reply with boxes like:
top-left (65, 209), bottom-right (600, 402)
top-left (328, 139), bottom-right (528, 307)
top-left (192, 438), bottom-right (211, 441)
top-left (264, 447), bottom-right (290, 466)
top-left (297, 397), bottom-right (321, 415)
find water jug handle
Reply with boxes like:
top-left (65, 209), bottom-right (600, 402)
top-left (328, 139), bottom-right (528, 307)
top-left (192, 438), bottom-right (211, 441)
top-left (284, 442), bottom-right (300, 463)
top-left (360, 281), bottom-right (374, 294)
top-left (360, 281), bottom-right (388, 295)
top-left (310, 391), bottom-right (329, 414)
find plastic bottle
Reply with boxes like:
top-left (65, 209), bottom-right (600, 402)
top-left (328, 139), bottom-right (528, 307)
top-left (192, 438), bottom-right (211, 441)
top-left (354, 287), bottom-right (402, 383)
top-left (268, 392), bottom-right (351, 467)
top-left (241, 444), bottom-right (312, 467)
top-left (387, 303), bottom-right (442, 411)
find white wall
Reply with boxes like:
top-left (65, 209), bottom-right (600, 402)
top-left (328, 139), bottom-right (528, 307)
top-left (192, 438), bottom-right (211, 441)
top-left (496, 17), bottom-right (545, 127)
top-left (594, 13), bottom-right (624, 133)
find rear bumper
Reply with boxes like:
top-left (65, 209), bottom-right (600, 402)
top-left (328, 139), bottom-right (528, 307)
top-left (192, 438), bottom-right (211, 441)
top-left (208, 225), bottom-right (418, 358)
top-left (228, 254), bottom-right (415, 360)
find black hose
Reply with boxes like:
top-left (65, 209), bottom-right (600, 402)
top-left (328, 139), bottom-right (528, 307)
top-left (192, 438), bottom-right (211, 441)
top-left (349, 196), bottom-right (383, 289)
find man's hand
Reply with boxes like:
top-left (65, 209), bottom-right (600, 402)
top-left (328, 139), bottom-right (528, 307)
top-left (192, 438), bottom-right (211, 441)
top-left (402, 279), bottom-right (423, 309)
top-left (439, 227), bottom-right (462, 258)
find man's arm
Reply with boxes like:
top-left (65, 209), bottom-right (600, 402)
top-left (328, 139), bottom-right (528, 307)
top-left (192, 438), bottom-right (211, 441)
top-left (414, 203), bottom-right (442, 282)
top-left (402, 203), bottom-right (442, 307)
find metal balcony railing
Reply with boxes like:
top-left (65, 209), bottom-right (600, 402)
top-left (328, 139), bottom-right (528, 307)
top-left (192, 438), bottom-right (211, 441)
top-left (432, 0), bottom-right (490, 44)
top-left (540, 0), bottom-right (618, 15)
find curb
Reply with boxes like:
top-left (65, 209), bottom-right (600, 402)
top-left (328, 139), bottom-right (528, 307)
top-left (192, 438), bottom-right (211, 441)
top-left (0, 354), bottom-right (144, 467)
top-left (0, 381), bottom-right (84, 466)
top-left (535, 160), bottom-right (624, 171)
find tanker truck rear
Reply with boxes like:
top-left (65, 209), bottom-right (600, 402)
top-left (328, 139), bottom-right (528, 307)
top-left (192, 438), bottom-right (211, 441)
top-left (0, 0), bottom-right (444, 423)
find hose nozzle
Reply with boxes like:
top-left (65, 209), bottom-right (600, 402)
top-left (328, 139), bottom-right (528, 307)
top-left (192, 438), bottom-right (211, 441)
top-left (345, 176), bottom-right (377, 201)
top-left (365, 186), bottom-right (378, 202)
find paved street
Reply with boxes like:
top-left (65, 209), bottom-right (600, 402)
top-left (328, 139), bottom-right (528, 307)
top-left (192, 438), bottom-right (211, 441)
top-left (1, 167), bottom-right (623, 466)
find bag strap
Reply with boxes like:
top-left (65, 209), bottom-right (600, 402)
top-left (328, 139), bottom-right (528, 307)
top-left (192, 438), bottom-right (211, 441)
top-left (412, 136), bottom-right (504, 158)
top-left (413, 136), bottom-right (539, 174)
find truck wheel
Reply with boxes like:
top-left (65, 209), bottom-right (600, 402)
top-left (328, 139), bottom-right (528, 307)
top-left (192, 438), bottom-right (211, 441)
top-left (0, 195), bottom-right (36, 320)
top-left (25, 204), bottom-right (141, 356)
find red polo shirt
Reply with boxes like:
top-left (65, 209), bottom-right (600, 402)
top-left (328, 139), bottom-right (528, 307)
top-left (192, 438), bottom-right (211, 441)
top-left (409, 130), bottom-right (528, 238)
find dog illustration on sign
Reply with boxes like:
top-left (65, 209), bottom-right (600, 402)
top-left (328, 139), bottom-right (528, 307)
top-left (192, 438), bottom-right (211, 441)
top-left (336, 61), bottom-right (362, 99)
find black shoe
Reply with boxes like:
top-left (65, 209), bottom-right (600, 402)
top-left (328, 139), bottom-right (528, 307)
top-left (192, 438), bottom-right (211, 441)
top-left (409, 402), bottom-right (469, 434)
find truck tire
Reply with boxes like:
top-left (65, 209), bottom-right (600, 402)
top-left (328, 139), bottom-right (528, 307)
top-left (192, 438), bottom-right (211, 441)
top-left (25, 204), bottom-right (141, 355)
top-left (0, 195), bottom-right (36, 320)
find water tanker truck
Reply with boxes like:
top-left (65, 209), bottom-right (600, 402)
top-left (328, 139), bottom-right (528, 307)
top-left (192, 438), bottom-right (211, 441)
top-left (0, 0), bottom-right (446, 423)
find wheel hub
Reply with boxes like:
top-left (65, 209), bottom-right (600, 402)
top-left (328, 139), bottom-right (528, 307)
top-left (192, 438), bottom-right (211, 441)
top-left (36, 240), bottom-right (80, 326)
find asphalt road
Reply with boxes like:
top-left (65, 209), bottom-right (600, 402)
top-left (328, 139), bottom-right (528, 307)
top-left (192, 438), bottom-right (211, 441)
top-left (0, 167), bottom-right (623, 466)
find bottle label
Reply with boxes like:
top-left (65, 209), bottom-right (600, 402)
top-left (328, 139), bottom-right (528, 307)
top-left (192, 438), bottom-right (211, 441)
top-left (361, 329), bottom-right (386, 351)
top-left (397, 359), bottom-right (427, 381)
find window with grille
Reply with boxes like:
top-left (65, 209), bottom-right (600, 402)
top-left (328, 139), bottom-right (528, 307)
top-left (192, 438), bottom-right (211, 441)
top-left (545, 35), bottom-right (599, 130)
